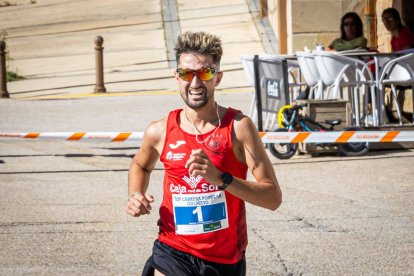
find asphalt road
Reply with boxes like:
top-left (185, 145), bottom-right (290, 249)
top-left (1, 93), bottom-right (413, 275)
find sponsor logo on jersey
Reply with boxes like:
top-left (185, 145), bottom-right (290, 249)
top-left (182, 175), bottom-right (203, 189)
top-left (169, 140), bottom-right (186, 149)
top-left (170, 182), bottom-right (219, 194)
top-left (166, 151), bottom-right (186, 161)
top-left (206, 134), bottom-right (225, 154)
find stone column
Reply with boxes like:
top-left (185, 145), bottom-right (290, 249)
top-left (277, 0), bottom-right (287, 54)
top-left (364, 0), bottom-right (377, 50)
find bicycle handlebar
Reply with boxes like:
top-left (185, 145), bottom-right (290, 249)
top-left (290, 103), bottom-right (305, 111)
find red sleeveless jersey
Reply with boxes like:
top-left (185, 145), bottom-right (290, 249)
top-left (158, 108), bottom-right (248, 264)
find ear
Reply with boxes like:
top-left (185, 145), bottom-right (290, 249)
top-left (214, 71), bottom-right (223, 87)
top-left (174, 70), bottom-right (180, 82)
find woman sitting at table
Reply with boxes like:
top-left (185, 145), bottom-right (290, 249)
top-left (382, 8), bottom-right (414, 52)
top-left (381, 8), bottom-right (414, 124)
top-left (328, 12), bottom-right (368, 52)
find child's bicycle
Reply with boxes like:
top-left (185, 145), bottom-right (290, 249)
top-left (267, 104), bottom-right (369, 159)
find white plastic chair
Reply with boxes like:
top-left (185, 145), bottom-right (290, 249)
top-left (378, 53), bottom-right (414, 125)
top-left (313, 51), bottom-right (377, 126)
top-left (240, 55), bottom-right (257, 120)
top-left (240, 55), bottom-right (255, 87)
top-left (296, 51), bottom-right (324, 99)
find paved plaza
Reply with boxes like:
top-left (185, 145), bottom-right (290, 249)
top-left (1, 94), bottom-right (414, 275)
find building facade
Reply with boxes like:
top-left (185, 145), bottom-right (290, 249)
top-left (264, 0), bottom-right (412, 54)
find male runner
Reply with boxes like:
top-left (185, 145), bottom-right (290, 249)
top-left (125, 31), bottom-right (282, 276)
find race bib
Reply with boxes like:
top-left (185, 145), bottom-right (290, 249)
top-left (172, 191), bottom-right (229, 235)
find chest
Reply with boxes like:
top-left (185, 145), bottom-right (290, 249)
top-left (162, 131), bottom-right (230, 170)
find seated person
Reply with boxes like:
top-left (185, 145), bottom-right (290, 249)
top-left (328, 12), bottom-right (368, 52)
top-left (382, 7), bottom-right (414, 52)
top-left (381, 8), bottom-right (414, 124)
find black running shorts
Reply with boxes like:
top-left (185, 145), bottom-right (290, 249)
top-left (142, 239), bottom-right (246, 276)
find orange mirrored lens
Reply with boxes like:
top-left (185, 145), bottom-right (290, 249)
top-left (176, 68), bottom-right (216, 82)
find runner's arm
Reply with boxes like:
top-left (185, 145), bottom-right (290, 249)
top-left (126, 119), bottom-right (165, 217)
top-left (228, 115), bottom-right (282, 210)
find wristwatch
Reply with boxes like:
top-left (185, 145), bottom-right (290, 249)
top-left (219, 172), bottom-right (233, 190)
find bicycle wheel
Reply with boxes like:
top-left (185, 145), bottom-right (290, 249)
top-left (337, 127), bottom-right (369, 157)
top-left (267, 128), bottom-right (298, 159)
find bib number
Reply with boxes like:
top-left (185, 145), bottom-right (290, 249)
top-left (172, 191), bottom-right (229, 235)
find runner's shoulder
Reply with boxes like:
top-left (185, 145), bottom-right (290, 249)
top-left (234, 114), bottom-right (256, 134)
top-left (144, 117), bottom-right (167, 144)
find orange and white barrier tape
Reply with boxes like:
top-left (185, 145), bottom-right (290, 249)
top-left (0, 132), bottom-right (144, 142)
top-left (1, 131), bottom-right (414, 143)
top-left (259, 130), bottom-right (414, 143)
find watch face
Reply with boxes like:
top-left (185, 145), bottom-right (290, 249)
top-left (222, 172), bottom-right (233, 184)
top-left (219, 172), bottom-right (233, 190)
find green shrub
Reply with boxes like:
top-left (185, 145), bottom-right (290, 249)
top-left (7, 71), bottom-right (24, 81)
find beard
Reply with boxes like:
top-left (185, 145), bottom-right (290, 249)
top-left (181, 87), bottom-right (210, 109)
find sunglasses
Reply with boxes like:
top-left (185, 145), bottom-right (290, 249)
top-left (176, 67), bottom-right (218, 82)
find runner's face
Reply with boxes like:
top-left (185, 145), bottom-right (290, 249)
top-left (175, 53), bottom-right (222, 109)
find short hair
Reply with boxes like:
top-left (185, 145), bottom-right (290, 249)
top-left (340, 12), bottom-right (364, 40)
top-left (174, 31), bottom-right (223, 65)
top-left (382, 8), bottom-right (403, 29)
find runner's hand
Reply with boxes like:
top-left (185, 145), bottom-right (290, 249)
top-left (125, 192), bottom-right (154, 217)
top-left (185, 149), bottom-right (221, 184)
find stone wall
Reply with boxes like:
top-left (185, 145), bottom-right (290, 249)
top-left (376, 0), bottom-right (393, 52)
top-left (265, 0), bottom-right (398, 54)
top-left (289, 0), bottom-right (364, 53)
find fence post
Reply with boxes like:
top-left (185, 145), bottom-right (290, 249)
top-left (253, 55), bottom-right (263, 131)
top-left (94, 36), bottom-right (106, 93)
top-left (0, 40), bottom-right (9, 98)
